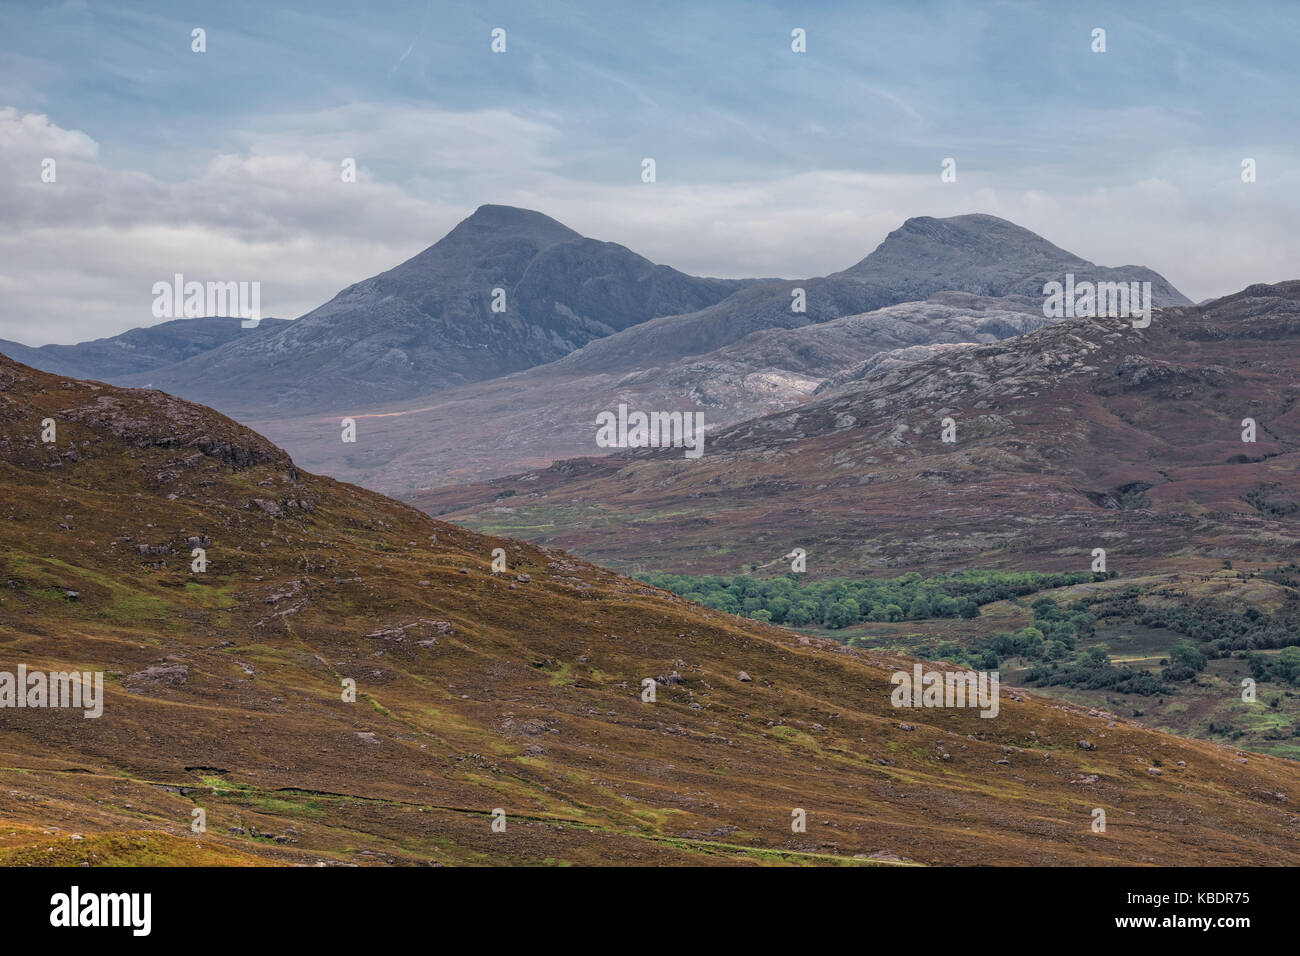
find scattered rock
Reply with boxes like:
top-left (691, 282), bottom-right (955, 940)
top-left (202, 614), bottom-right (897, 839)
top-left (127, 663), bottom-right (189, 686)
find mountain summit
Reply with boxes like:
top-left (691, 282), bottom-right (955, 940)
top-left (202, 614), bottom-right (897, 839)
top-left (844, 214), bottom-right (1187, 302)
top-left (844, 214), bottom-right (1084, 285)
top-left (127, 205), bottom-right (754, 415)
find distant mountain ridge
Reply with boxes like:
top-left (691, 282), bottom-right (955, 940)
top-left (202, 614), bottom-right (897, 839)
top-left (1, 208), bottom-right (1192, 486)
top-left (2, 209), bottom-right (1188, 426)
top-left (0, 315), bottom-right (290, 381)
top-left (237, 206), bottom-right (1191, 494)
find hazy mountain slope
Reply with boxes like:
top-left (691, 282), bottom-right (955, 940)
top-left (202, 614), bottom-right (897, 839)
top-left (129, 205), bottom-right (756, 416)
top-left (1, 355), bottom-right (1296, 866)
top-left (545, 214), bottom-right (1191, 374)
top-left (0, 316), bottom-right (290, 381)
top-left (687, 291), bottom-right (1048, 383)
top-left (425, 282), bottom-right (1300, 576)
top-left (250, 292), bottom-right (1053, 493)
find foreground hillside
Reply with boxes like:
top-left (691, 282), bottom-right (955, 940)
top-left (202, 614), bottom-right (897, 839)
top-left (428, 282), bottom-right (1300, 576)
top-left (1, 355), bottom-right (1297, 865)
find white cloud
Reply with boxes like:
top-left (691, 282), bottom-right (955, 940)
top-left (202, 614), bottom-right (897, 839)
top-left (0, 106), bottom-right (97, 159)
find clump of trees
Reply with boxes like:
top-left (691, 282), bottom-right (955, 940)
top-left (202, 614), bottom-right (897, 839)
top-left (1082, 590), bottom-right (1299, 656)
top-left (981, 596), bottom-right (1166, 696)
top-left (1243, 486), bottom-right (1299, 518)
top-left (1161, 640), bottom-right (1208, 682)
top-left (1248, 647), bottom-right (1300, 685)
top-left (1024, 651), bottom-right (1166, 696)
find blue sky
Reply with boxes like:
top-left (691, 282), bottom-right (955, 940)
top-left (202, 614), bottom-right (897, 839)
top-left (2, 0), bottom-right (1298, 342)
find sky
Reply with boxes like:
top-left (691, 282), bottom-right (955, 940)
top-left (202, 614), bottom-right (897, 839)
top-left (1, 0), bottom-right (1298, 344)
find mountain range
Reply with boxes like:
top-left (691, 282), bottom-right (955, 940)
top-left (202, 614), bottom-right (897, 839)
top-left (231, 210), bottom-right (1190, 493)
top-left (541, 212), bottom-right (1189, 376)
top-left (2, 207), bottom-right (1190, 495)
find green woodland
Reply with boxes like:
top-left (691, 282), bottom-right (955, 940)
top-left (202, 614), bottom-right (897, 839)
top-left (636, 569), bottom-right (1100, 629)
top-left (639, 569), bottom-right (1300, 697)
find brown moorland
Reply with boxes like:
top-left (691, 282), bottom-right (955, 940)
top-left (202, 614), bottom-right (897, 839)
top-left (0, 354), bottom-right (1297, 865)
